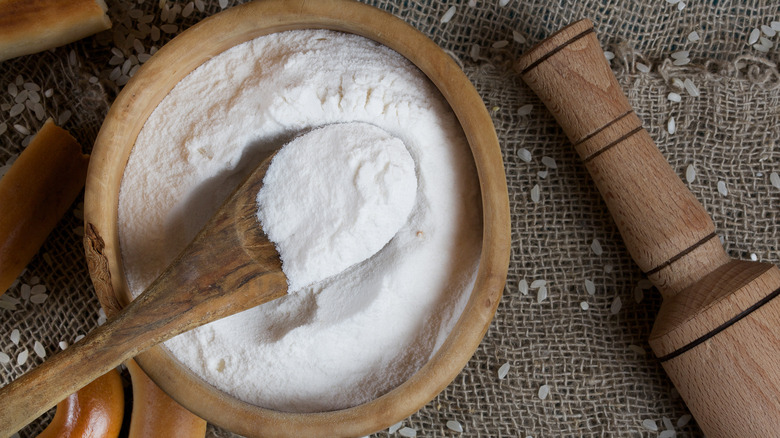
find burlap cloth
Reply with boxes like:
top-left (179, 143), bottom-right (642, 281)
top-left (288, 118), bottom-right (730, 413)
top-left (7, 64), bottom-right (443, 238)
top-left (2, 0), bottom-right (778, 436)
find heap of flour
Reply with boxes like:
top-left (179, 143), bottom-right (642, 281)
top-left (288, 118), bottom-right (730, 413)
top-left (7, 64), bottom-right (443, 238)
top-left (256, 122), bottom-right (417, 292)
top-left (119, 30), bottom-right (482, 412)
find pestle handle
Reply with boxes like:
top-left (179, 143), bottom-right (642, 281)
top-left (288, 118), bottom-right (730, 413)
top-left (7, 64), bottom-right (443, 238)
top-left (516, 19), bottom-right (729, 298)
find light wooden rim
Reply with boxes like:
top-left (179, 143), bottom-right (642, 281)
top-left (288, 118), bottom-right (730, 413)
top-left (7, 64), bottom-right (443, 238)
top-left (84, 0), bottom-right (510, 436)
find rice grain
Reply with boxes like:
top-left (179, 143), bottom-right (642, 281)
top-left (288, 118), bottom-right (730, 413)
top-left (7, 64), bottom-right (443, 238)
top-left (585, 279), bottom-right (595, 295)
top-left (541, 156), bottom-right (557, 169)
top-left (610, 296), bottom-right (622, 314)
top-left (717, 180), bottom-right (728, 196)
top-left (687, 31), bottom-right (700, 42)
top-left (683, 78), bottom-right (700, 96)
top-left (530, 184), bottom-right (540, 203)
top-left (536, 285), bottom-right (548, 303)
top-left (667, 117), bottom-right (676, 134)
top-left (17, 349), bottom-right (28, 365)
top-left (685, 164), bottom-right (695, 183)
top-left (634, 287), bottom-right (644, 303)
top-left (58, 110), bottom-right (72, 126)
top-left (517, 104), bottom-right (533, 116)
top-left (537, 384), bottom-right (550, 400)
top-left (30, 294), bottom-right (48, 304)
top-left (753, 44), bottom-right (770, 53)
top-left (469, 44), bottom-right (480, 61)
top-left (497, 362), bottom-right (510, 379)
top-left (440, 6), bottom-right (456, 23)
top-left (770, 172), bottom-right (780, 189)
top-left (33, 341), bottom-right (45, 358)
top-left (519, 278), bottom-right (528, 295)
top-left (530, 279), bottom-right (546, 289)
top-left (398, 427), bottom-right (417, 437)
top-left (182, 2), bottom-right (194, 17)
top-left (9, 103), bottom-right (24, 117)
top-left (580, 301), bottom-right (589, 310)
top-left (677, 414), bottom-right (692, 427)
top-left (0, 352), bottom-right (10, 364)
top-left (749, 28), bottom-right (761, 45)
top-left (642, 419), bottom-right (658, 431)
top-left (10, 329), bottom-right (20, 345)
top-left (761, 24), bottom-right (777, 37)
top-left (446, 420), bottom-right (464, 433)
top-left (591, 239), bottom-right (603, 256)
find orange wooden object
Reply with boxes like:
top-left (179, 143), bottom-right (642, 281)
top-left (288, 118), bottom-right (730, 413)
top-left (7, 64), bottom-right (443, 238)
top-left (0, 119), bottom-right (89, 295)
top-left (36, 368), bottom-right (123, 438)
top-left (125, 359), bottom-right (206, 438)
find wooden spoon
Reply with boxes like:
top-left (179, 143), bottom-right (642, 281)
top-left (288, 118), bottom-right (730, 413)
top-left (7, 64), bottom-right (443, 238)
top-left (0, 155), bottom-right (287, 436)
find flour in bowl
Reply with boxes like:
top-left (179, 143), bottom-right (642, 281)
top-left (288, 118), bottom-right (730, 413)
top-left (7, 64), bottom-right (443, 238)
top-left (118, 30), bottom-right (482, 412)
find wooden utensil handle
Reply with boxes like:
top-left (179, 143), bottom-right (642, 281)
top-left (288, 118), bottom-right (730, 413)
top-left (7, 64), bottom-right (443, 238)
top-left (0, 186), bottom-right (286, 436)
top-left (516, 19), bottom-right (729, 298)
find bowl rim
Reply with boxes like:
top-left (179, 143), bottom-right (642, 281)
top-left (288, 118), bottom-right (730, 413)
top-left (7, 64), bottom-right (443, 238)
top-left (84, 0), bottom-right (510, 436)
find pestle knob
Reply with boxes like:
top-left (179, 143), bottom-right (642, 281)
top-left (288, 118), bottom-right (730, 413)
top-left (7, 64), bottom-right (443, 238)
top-left (517, 19), bottom-right (780, 437)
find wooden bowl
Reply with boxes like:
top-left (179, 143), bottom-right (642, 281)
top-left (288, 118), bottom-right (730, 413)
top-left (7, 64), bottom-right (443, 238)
top-left (84, 0), bottom-right (510, 436)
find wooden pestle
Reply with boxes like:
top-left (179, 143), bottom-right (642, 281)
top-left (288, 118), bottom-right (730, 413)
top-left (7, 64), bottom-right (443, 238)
top-left (516, 19), bottom-right (780, 437)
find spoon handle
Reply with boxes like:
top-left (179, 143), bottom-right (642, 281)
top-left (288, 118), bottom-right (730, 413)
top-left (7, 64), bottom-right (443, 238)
top-left (0, 173), bottom-right (286, 436)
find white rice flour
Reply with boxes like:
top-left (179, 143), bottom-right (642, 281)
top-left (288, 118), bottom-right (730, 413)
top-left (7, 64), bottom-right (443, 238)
top-left (118, 30), bottom-right (482, 412)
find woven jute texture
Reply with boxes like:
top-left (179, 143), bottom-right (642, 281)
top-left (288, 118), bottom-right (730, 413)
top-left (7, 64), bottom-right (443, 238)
top-left (2, 0), bottom-right (778, 437)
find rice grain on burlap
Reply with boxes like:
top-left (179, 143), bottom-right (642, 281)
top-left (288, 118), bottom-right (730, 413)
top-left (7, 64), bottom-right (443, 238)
top-left (1, 0), bottom-right (778, 436)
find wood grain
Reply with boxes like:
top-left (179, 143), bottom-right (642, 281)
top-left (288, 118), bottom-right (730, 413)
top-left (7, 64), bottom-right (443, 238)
top-left (518, 19), bottom-right (780, 437)
top-left (0, 157), bottom-right (287, 437)
top-left (0, 0), bottom-right (111, 61)
top-left (517, 20), bottom-right (729, 299)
